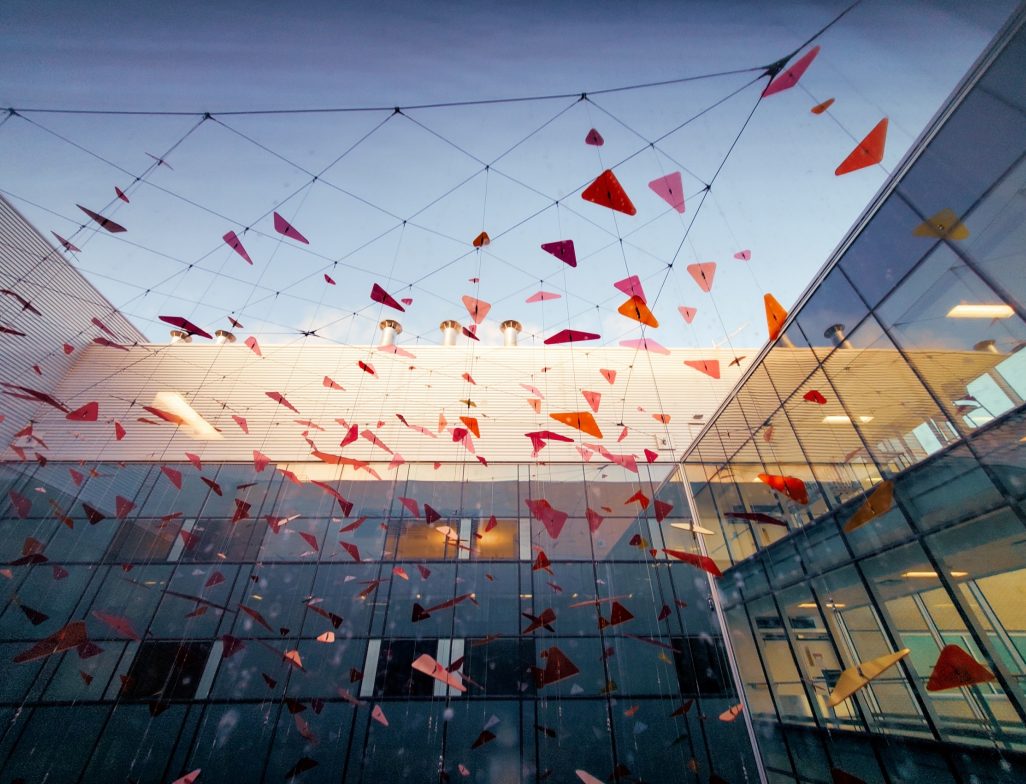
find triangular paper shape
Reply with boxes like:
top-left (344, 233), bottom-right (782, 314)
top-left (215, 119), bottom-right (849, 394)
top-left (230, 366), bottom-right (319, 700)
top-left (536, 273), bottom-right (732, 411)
top-left (273, 212), bottom-right (309, 243)
top-left (835, 118), bottom-right (888, 175)
top-left (758, 473), bottom-right (809, 504)
top-left (687, 263), bottom-right (716, 292)
top-left (763, 46), bottom-right (820, 97)
top-left (526, 290), bottom-right (560, 303)
top-left (541, 240), bottom-right (576, 267)
top-left (222, 231), bottom-right (253, 264)
top-left (462, 295), bottom-right (491, 324)
top-left (614, 274), bottom-right (646, 302)
top-left (683, 360), bottom-right (720, 379)
top-left (812, 98), bottom-right (835, 114)
top-left (66, 401), bottom-right (99, 422)
top-left (843, 480), bottom-right (893, 533)
top-left (582, 390), bottom-right (601, 413)
top-left (678, 306), bottom-right (696, 324)
top-left (617, 296), bottom-right (659, 327)
top-left (585, 128), bottom-right (604, 146)
top-left (550, 411), bottom-right (602, 439)
top-left (545, 329), bottom-right (600, 345)
top-left (913, 209), bottom-right (969, 240)
top-left (581, 169), bottom-right (637, 215)
top-left (648, 172), bottom-right (685, 213)
top-left (370, 283), bottom-right (405, 312)
top-left (619, 338), bottom-right (669, 355)
top-left (926, 644), bottom-right (996, 691)
top-left (765, 293), bottom-right (788, 341)
top-left (78, 205), bottom-right (126, 233)
top-left (472, 231), bottom-right (490, 247)
top-left (827, 649), bottom-right (910, 707)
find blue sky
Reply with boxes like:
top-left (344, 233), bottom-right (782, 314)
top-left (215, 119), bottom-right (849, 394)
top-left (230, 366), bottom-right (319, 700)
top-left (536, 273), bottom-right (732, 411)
top-left (0, 0), bottom-right (1017, 352)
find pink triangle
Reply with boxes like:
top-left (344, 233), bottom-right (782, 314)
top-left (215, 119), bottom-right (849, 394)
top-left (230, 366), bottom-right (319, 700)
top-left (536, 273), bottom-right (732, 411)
top-left (763, 46), bottom-right (820, 97)
top-left (273, 212), bottom-right (309, 244)
top-left (540, 240), bottom-right (577, 267)
top-left (678, 306), bottom-right (697, 324)
top-left (582, 390), bottom-right (601, 413)
top-left (648, 172), bottom-right (685, 213)
top-left (619, 338), bottom-right (669, 355)
top-left (600, 368), bottom-right (616, 385)
top-left (462, 295), bottom-right (491, 324)
top-left (734, 249), bottom-right (751, 261)
top-left (614, 275), bottom-right (646, 303)
top-left (585, 128), bottom-right (604, 146)
top-left (687, 263), bottom-right (716, 292)
top-left (684, 359), bottom-right (721, 379)
top-left (223, 231), bottom-right (253, 264)
top-left (526, 291), bottom-right (561, 303)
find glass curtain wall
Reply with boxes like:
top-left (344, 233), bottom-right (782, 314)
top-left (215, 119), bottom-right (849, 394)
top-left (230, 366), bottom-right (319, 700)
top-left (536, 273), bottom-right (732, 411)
top-left (676, 14), bottom-right (1026, 784)
top-left (0, 459), bottom-right (758, 783)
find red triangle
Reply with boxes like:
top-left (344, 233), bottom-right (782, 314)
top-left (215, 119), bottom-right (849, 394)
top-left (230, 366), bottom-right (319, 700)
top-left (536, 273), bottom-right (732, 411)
top-left (585, 128), bottom-right (604, 146)
top-left (66, 401), bottom-right (99, 422)
top-left (684, 359), bottom-right (720, 379)
top-left (115, 496), bottom-right (135, 519)
top-left (599, 368), bottom-right (616, 385)
top-left (581, 169), bottom-right (637, 216)
top-left (926, 644), bottom-right (996, 691)
top-left (582, 390), bottom-right (601, 413)
top-left (586, 507), bottom-right (604, 532)
top-left (687, 263), bottom-right (716, 292)
top-left (370, 283), bottom-right (405, 312)
top-left (835, 118), bottom-right (888, 175)
top-left (654, 500), bottom-right (673, 522)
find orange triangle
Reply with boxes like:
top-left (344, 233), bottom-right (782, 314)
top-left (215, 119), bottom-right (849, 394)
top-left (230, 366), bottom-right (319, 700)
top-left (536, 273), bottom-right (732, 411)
top-left (459, 416), bottom-right (480, 438)
top-left (835, 118), bottom-right (888, 175)
top-left (472, 231), bottom-right (490, 247)
top-left (527, 398), bottom-right (542, 414)
top-left (462, 295), bottom-right (491, 324)
top-left (687, 263), bottom-right (716, 292)
top-left (652, 413), bottom-right (671, 424)
top-left (600, 368), bottom-right (616, 385)
top-left (581, 169), bottom-right (637, 215)
top-left (582, 390), bottom-right (601, 413)
top-left (764, 293), bottom-right (787, 341)
top-left (843, 480), bottom-right (894, 533)
top-left (684, 359), bottom-right (720, 379)
top-left (550, 411), bottom-right (603, 439)
top-left (617, 296), bottom-right (658, 327)
top-left (438, 412), bottom-right (447, 432)
top-left (927, 644), bottom-right (996, 691)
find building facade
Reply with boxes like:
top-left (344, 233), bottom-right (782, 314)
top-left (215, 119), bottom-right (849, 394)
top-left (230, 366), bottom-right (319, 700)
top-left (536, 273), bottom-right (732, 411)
top-left (0, 203), bottom-right (761, 782)
top-left (678, 8), bottom-right (1026, 783)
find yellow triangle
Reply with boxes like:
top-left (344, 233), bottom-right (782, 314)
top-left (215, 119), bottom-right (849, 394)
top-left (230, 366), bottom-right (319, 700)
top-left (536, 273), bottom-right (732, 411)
top-left (913, 209), bottom-right (969, 240)
top-left (827, 649), bottom-right (909, 707)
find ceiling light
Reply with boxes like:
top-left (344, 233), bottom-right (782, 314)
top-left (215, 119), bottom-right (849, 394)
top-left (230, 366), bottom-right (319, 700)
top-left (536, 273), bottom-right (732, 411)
top-left (946, 304), bottom-right (1014, 319)
top-left (153, 392), bottom-right (221, 440)
top-left (822, 415), bottom-right (874, 424)
top-left (797, 602), bottom-right (846, 609)
top-left (902, 570), bottom-right (969, 578)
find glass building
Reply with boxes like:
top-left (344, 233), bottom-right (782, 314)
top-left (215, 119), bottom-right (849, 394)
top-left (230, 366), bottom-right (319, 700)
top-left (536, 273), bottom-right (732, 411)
top-left (676, 7), bottom-right (1026, 783)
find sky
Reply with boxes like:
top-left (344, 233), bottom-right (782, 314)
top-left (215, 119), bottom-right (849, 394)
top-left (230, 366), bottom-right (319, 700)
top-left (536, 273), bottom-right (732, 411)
top-left (0, 0), bottom-right (1018, 355)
